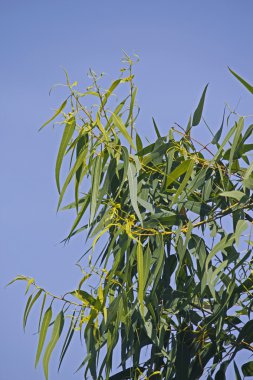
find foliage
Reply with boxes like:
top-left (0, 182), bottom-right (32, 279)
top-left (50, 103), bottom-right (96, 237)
top-left (10, 55), bottom-right (253, 379)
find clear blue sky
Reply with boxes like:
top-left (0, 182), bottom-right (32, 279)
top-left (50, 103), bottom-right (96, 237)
top-left (1, 1), bottom-right (253, 379)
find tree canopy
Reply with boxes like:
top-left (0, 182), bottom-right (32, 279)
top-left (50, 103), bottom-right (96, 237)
top-left (10, 55), bottom-right (253, 379)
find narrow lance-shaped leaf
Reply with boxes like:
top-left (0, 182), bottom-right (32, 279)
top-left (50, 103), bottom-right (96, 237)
top-left (171, 159), bottom-right (194, 206)
top-left (39, 99), bottom-right (68, 131)
top-left (112, 113), bottom-right (136, 150)
top-left (23, 289), bottom-right (43, 330)
top-left (229, 117), bottom-right (244, 174)
top-left (152, 117), bottom-right (161, 138)
top-left (166, 159), bottom-right (193, 188)
top-left (192, 84), bottom-right (208, 126)
top-left (137, 242), bottom-right (144, 317)
top-left (58, 310), bottom-right (79, 371)
top-left (126, 87), bottom-right (137, 127)
top-left (233, 361), bottom-right (242, 380)
top-left (90, 155), bottom-right (102, 223)
top-left (127, 161), bottom-right (142, 224)
top-left (211, 121), bottom-right (238, 162)
top-left (219, 191), bottom-right (245, 201)
top-left (101, 79), bottom-right (122, 108)
top-left (43, 311), bottom-right (64, 380)
top-left (55, 116), bottom-right (76, 193)
top-left (57, 147), bottom-right (88, 210)
top-left (38, 293), bottom-right (47, 332)
top-left (229, 67), bottom-right (253, 95)
top-left (212, 106), bottom-right (226, 145)
top-left (35, 306), bottom-right (52, 367)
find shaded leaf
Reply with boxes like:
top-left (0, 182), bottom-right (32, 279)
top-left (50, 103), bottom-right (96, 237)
top-left (242, 361), bottom-right (253, 377)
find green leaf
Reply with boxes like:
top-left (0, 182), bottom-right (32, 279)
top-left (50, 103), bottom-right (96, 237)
top-left (57, 147), bottom-right (88, 210)
top-left (55, 116), bottom-right (76, 193)
top-left (192, 84), bottom-right (208, 126)
top-left (219, 191), bottom-right (245, 201)
top-left (67, 194), bottom-right (90, 240)
top-left (112, 113), bottom-right (136, 150)
top-left (102, 79), bottom-right (122, 108)
top-left (137, 242), bottom-right (144, 317)
top-left (242, 361), bottom-right (253, 377)
top-left (229, 67), bottom-right (253, 94)
top-left (229, 117), bottom-right (244, 174)
top-left (235, 220), bottom-right (248, 246)
top-left (166, 159), bottom-right (193, 188)
top-left (23, 289), bottom-right (43, 330)
top-left (6, 275), bottom-right (29, 287)
top-left (136, 133), bottom-right (143, 152)
top-left (211, 121), bottom-right (238, 162)
top-left (38, 293), bottom-right (47, 332)
top-left (58, 310), bottom-right (78, 371)
top-left (205, 234), bottom-right (234, 272)
top-left (126, 87), bottom-right (138, 127)
top-left (152, 117), bottom-right (161, 138)
top-left (90, 155), bottom-right (102, 223)
top-left (171, 159), bottom-right (194, 205)
top-left (127, 161), bottom-right (142, 223)
top-left (39, 99), bottom-right (68, 131)
top-left (35, 306), bottom-right (52, 367)
top-left (43, 311), bottom-right (64, 380)
top-left (212, 107), bottom-right (226, 145)
top-left (236, 320), bottom-right (253, 345)
top-left (71, 290), bottom-right (97, 307)
top-left (233, 361), bottom-right (242, 380)
top-left (244, 159), bottom-right (253, 181)
top-left (109, 367), bottom-right (145, 380)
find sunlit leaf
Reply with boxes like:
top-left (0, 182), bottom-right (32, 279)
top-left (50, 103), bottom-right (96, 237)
top-left (43, 311), bottom-right (64, 380)
top-left (35, 306), bottom-right (52, 367)
top-left (192, 84), bottom-right (208, 126)
top-left (39, 99), bottom-right (68, 131)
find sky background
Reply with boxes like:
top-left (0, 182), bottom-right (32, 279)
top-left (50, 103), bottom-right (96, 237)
top-left (1, 1), bottom-right (253, 379)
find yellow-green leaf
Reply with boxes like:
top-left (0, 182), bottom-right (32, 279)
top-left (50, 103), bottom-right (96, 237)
top-left (137, 242), bottom-right (144, 318)
top-left (39, 99), bottom-right (68, 131)
top-left (112, 113), bottom-right (136, 150)
top-left (55, 116), bottom-right (76, 193)
top-left (43, 311), bottom-right (64, 380)
top-left (166, 159), bottom-right (192, 188)
top-left (35, 306), bottom-right (52, 367)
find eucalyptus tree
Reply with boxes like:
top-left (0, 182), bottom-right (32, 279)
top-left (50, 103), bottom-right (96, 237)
top-left (10, 55), bottom-right (253, 379)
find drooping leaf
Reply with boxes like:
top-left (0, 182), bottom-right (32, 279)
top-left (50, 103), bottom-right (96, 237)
top-left (55, 116), bottom-right (76, 192)
top-left (39, 99), bottom-right (68, 131)
top-left (90, 155), bottom-right (103, 223)
top-left (137, 242), bottom-right (144, 317)
top-left (35, 306), bottom-right (52, 367)
top-left (23, 289), bottom-right (43, 330)
top-left (43, 311), bottom-right (64, 380)
top-left (127, 161), bottom-right (142, 223)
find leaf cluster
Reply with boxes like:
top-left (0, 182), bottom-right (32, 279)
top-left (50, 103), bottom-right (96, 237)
top-left (10, 57), bottom-right (253, 380)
